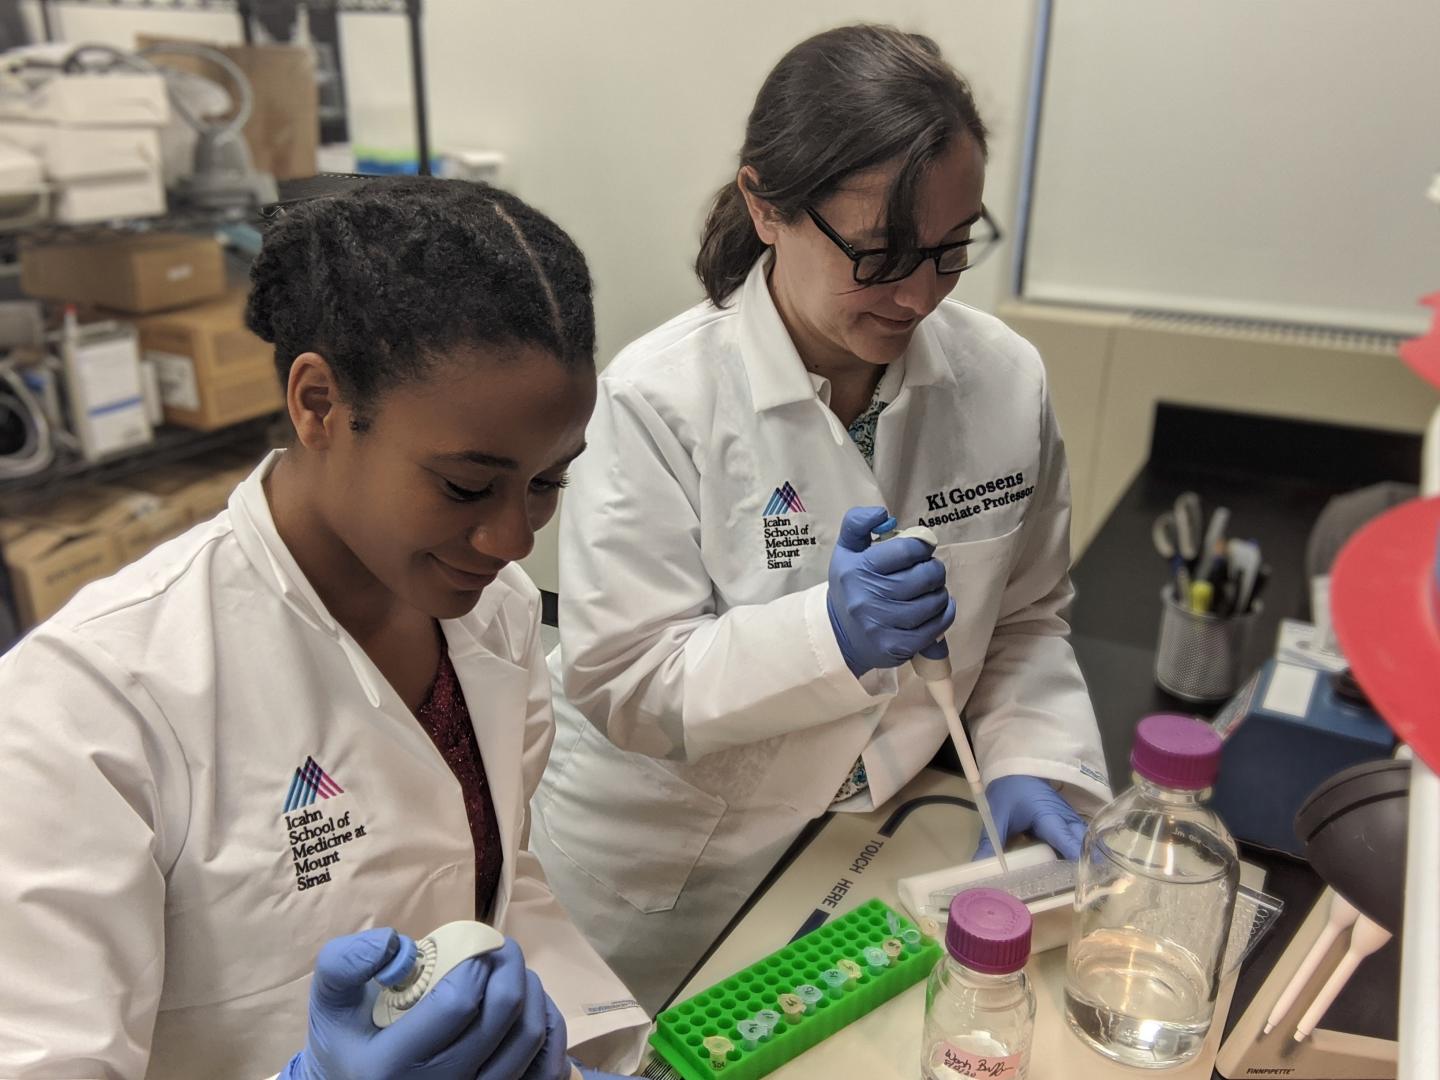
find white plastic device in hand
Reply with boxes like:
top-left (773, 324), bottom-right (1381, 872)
top-left (372, 920), bottom-right (506, 1029)
top-left (876, 521), bottom-right (1009, 868)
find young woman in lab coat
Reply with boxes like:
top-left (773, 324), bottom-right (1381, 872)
top-left (0, 179), bottom-right (644, 1079)
top-left (531, 24), bottom-right (1114, 1010)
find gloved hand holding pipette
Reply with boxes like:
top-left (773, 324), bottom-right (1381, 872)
top-left (826, 506), bottom-right (956, 677)
top-left (828, 508), bottom-right (1016, 867)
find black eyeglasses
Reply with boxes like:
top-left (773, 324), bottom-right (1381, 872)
top-left (804, 205), bottom-right (1003, 285)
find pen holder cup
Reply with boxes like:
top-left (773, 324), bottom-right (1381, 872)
top-left (1155, 587), bottom-right (1262, 703)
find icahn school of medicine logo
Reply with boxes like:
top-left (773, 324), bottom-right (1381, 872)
top-left (762, 480), bottom-right (819, 569)
top-left (280, 756), bottom-right (369, 893)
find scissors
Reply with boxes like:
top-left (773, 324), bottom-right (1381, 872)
top-left (1171, 491), bottom-right (1203, 566)
top-left (1154, 492), bottom-right (1202, 600)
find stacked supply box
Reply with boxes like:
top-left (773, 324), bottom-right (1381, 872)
top-left (119, 454), bottom-right (257, 526)
top-left (0, 69), bottom-right (169, 223)
top-left (21, 233), bottom-right (227, 315)
top-left (1, 448), bottom-right (258, 630)
top-left (134, 292), bottom-right (283, 431)
top-left (1, 484), bottom-right (186, 628)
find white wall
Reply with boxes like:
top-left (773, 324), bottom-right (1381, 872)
top-left (352, 0), bottom-right (1037, 359)
top-left (1023, 0), bottom-right (1439, 336)
top-left (27, 1), bottom-right (1036, 360)
top-left (23, 1), bottom-right (1039, 591)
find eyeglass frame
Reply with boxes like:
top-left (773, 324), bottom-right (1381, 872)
top-left (803, 204), bottom-right (1003, 285)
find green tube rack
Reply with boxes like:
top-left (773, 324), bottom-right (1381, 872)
top-left (649, 899), bottom-right (942, 1079)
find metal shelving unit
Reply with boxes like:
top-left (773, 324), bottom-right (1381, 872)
top-left (0, 413), bottom-right (280, 513)
top-left (0, 175), bottom-right (352, 508)
top-left (34, 0), bottom-right (432, 175)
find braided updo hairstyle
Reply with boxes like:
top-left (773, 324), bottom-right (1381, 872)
top-left (246, 177), bottom-right (595, 431)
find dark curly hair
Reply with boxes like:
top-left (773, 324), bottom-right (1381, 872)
top-left (246, 176), bottom-right (595, 430)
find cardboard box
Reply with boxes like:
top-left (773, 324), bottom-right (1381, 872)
top-left (22, 233), bottom-right (225, 314)
top-left (134, 294), bottom-right (283, 431)
top-left (1, 484), bottom-right (192, 628)
top-left (120, 460), bottom-right (250, 525)
top-left (21, 485), bottom-right (190, 564)
top-left (2, 522), bottom-right (118, 629)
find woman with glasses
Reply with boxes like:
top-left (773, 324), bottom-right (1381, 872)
top-left (531, 24), bottom-right (1111, 1010)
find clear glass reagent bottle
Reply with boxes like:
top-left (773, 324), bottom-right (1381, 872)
top-left (1064, 712), bottom-right (1239, 1069)
top-left (922, 887), bottom-right (1036, 1079)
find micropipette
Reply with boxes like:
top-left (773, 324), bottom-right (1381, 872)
top-left (1293, 912), bottom-right (1392, 1042)
top-left (877, 520), bottom-right (1009, 872)
top-left (1263, 890), bottom-right (1358, 1035)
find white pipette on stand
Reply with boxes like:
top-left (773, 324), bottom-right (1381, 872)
top-left (1262, 889), bottom-right (1358, 1035)
top-left (1293, 912), bottom-right (1392, 1042)
top-left (878, 521), bottom-right (1009, 872)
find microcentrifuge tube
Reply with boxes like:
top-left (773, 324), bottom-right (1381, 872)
top-left (819, 969), bottom-right (847, 998)
top-left (777, 992), bottom-right (805, 1019)
top-left (754, 1008), bottom-right (781, 1034)
top-left (735, 1018), bottom-right (765, 1051)
top-left (703, 1035), bottom-right (733, 1071)
top-left (920, 916), bottom-right (941, 939)
top-left (882, 937), bottom-right (904, 961)
top-left (863, 946), bottom-right (889, 974)
top-left (887, 910), bottom-right (901, 935)
top-left (796, 984), bottom-right (823, 1014)
top-left (901, 928), bottom-right (923, 954)
top-left (836, 958), bottom-right (862, 986)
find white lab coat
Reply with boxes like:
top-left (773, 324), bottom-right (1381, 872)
top-left (531, 257), bottom-right (1113, 1009)
top-left (0, 452), bottom-right (648, 1080)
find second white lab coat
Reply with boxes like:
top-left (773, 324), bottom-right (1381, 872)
top-left (532, 258), bottom-right (1112, 1009)
top-left (0, 452), bottom-right (648, 1079)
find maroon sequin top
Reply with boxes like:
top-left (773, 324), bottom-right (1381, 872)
top-left (414, 649), bottom-right (504, 919)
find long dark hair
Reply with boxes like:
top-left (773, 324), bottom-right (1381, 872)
top-left (696, 24), bottom-right (989, 307)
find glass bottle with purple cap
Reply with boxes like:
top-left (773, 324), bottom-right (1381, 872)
top-left (920, 887), bottom-right (1035, 1080)
top-left (1064, 713), bottom-right (1239, 1069)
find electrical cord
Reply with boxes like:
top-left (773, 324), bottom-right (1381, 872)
top-left (0, 362), bottom-right (53, 479)
top-left (136, 41), bottom-right (254, 140)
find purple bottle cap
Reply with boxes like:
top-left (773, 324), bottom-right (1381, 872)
top-left (1131, 713), bottom-right (1223, 790)
top-left (945, 888), bottom-right (1032, 974)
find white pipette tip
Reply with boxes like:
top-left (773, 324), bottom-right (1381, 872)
top-left (1292, 912), bottom-right (1392, 1042)
top-left (1262, 890), bottom-right (1359, 1037)
top-left (918, 673), bottom-right (1009, 872)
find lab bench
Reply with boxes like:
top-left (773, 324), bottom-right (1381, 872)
top-left (663, 402), bottom-right (1419, 1077)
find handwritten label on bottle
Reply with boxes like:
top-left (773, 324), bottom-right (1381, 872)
top-left (940, 1042), bottom-right (1023, 1078)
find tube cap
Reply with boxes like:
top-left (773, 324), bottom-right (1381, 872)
top-left (945, 888), bottom-right (1032, 974)
top-left (1130, 713), bottom-right (1222, 790)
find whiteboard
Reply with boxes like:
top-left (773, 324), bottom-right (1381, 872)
top-left (1022, 0), bottom-right (1440, 335)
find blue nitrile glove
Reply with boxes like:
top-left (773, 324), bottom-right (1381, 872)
top-left (973, 775), bottom-right (1089, 862)
top-left (826, 506), bottom-right (957, 678)
top-left (282, 931), bottom-right (568, 1080)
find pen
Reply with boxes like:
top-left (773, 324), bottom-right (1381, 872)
top-left (1195, 507), bottom-right (1230, 582)
top-left (1189, 580), bottom-right (1214, 615)
top-left (1245, 564), bottom-right (1272, 614)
